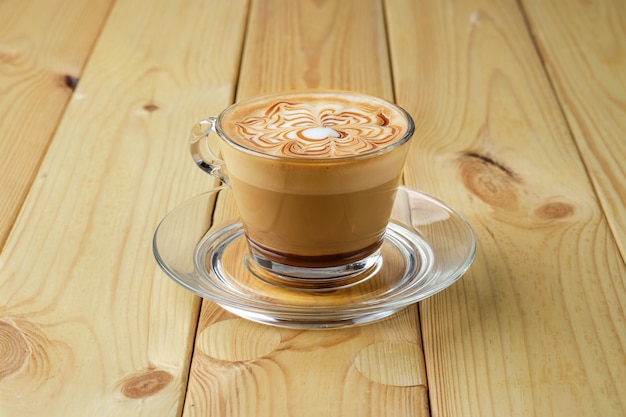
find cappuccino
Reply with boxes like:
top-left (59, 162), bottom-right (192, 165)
top-left (220, 91), bottom-right (410, 159)
top-left (213, 91), bottom-right (413, 268)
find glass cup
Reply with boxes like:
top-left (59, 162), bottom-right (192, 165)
top-left (190, 90), bottom-right (414, 289)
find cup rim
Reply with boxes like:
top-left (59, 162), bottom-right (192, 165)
top-left (213, 90), bottom-right (415, 162)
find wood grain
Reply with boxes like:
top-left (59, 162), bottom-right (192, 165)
top-left (520, 0), bottom-right (626, 261)
top-left (185, 305), bottom-right (429, 417)
top-left (387, 0), bottom-right (626, 416)
top-left (0, 0), bottom-right (247, 415)
top-left (182, 0), bottom-right (429, 416)
top-left (0, 0), bottom-right (115, 251)
top-left (236, 0), bottom-right (393, 98)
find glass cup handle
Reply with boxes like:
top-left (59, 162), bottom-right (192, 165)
top-left (189, 117), bottom-right (230, 185)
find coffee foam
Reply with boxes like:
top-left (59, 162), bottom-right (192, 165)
top-left (219, 92), bottom-right (410, 159)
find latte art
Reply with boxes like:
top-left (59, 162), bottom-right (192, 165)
top-left (233, 101), bottom-right (403, 158)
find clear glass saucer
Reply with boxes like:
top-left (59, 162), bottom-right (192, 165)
top-left (153, 186), bottom-right (476, 329)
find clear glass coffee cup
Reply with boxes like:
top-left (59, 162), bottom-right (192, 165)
top-left (190, 91), bottom-right (414, 289)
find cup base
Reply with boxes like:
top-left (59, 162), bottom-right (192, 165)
top-left (246, 249), bottom-right (382, 291)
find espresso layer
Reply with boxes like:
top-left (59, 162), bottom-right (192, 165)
top-left (219, 91), bottom-right (410, 159)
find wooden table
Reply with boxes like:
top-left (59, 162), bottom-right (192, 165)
top-left (1, 0), bottom-right (625, 416)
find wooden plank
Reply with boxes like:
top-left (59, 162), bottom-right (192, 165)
top-left (386, 0), bottom-right (626, 416)
top-left (519, 0), bottom-right (626, 260)
top-left (235, 0), bottom-right (394, 99)
top-left (0, 0), bottom-right (115, 250)
top-left (0, 0), bottom-right (248, 415)
top-left (186, 305), bottom-right (429, 417)
top-left (182, 0), bottom-right (430, 416)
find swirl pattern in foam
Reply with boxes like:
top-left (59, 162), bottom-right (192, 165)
top-left (220, 92), bottom-right (410, 158)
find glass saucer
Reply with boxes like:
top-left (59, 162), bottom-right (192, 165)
top-left (153, 186), bottom-right (476, 329)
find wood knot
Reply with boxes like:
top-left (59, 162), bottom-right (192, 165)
top-left (534, 201), bottom-right (574, 220)
top-left (64, 75), bottom-right (79, 91)
top-left (459, 151), bottom-right (520, 211)
top-left (0, 320), bottom-right (30, 379)
top-left (121, 368), bottom-right (173, 399)
top-left (143, 103), bottom-right (159, 112)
